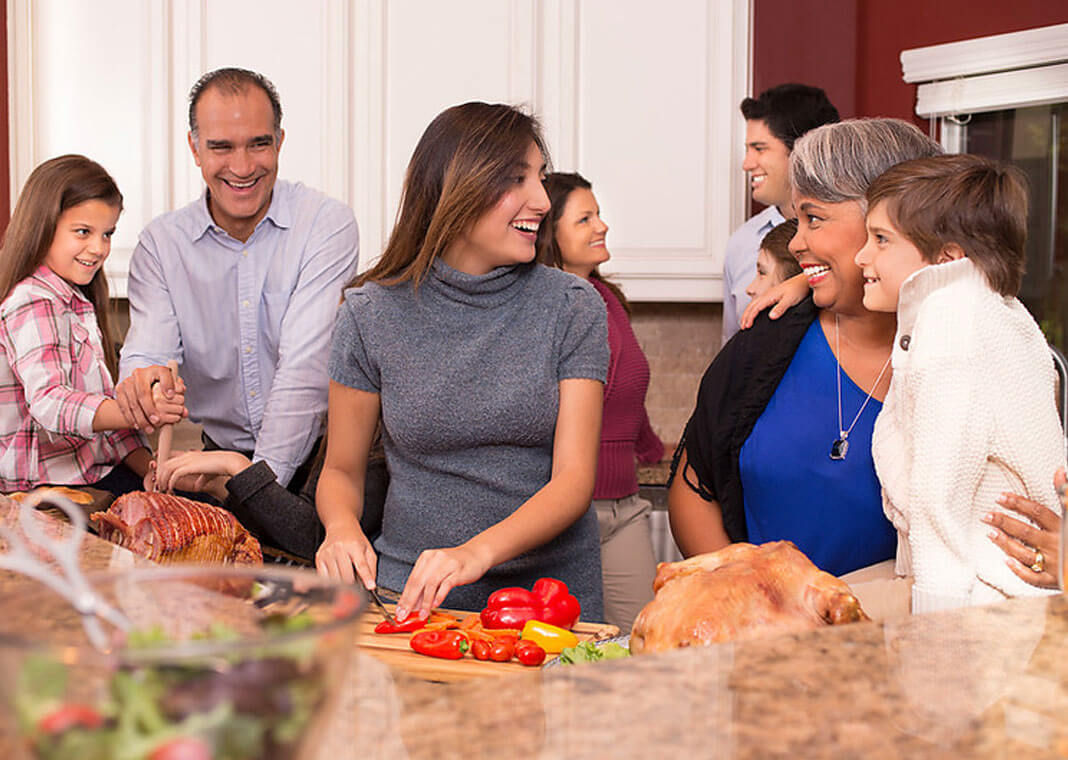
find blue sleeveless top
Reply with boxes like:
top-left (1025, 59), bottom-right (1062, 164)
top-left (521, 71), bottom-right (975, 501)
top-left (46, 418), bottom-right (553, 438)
top-left (738, 320), bottom-right (896, 576)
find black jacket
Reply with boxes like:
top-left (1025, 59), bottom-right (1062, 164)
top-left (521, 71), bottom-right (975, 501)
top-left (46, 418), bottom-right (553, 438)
top-left (671, 297), bottom-right (817, 542)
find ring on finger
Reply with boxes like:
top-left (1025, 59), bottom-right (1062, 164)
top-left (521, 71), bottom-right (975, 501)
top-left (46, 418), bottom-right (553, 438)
top-left (1030, 550), bottom-right (1045, 574)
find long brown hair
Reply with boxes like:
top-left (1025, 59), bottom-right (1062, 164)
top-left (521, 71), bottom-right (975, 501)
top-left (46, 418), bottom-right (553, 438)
top-left (0, 155), bottom-right (124, 378)
top-left (536, 172), bottom-right (630, 313)
top-left (352, 102), bottom-right (547, 289)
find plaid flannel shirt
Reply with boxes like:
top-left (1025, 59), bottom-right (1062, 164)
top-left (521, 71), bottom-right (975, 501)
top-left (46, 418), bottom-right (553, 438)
top-left (0, 265), bottom-right (145, 491)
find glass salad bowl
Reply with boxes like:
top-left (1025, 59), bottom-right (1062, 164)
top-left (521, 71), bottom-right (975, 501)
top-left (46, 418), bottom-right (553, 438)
top-left (0, 565), bottom-right (365, 760)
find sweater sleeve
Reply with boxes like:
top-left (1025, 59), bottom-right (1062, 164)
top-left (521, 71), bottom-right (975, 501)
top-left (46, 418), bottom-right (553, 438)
top-left (557, 282), bottom-right (609, 383)
top-left (901, 350), bottom-right (992, 614)
top-left (328, 289), bottom-right (380, 393)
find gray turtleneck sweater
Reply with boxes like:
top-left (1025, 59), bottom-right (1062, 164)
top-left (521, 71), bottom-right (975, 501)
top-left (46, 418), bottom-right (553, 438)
top-left (329, 259), bottom-right (608, 616)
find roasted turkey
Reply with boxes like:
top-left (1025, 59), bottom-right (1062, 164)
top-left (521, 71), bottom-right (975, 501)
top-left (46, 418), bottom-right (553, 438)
top-left (91, 492), bottom-right (262, 565)
top-left (630, 541), bottom-right (868, 653)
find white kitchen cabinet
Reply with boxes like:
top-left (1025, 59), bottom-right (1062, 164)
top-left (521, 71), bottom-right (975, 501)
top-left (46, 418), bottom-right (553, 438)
top-left (8, 0), bottom-right (749, 302)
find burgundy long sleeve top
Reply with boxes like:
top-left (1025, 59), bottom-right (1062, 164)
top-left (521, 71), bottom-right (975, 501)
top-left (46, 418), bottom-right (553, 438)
top-left (591, 278), bottom-right (664, 499)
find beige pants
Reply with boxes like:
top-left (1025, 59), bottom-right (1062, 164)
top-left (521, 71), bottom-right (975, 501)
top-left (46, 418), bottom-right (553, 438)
top-left (594, 493), bottom-right (658, 632)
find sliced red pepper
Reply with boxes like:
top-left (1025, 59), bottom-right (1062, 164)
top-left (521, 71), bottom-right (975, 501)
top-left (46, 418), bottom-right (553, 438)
top-left (374, 612), bottom-right (426, 634)
top-left (471, 639), bottom-right (491, 660)
top-left (410, 630), bottom-right (470, 660)
top-left (37, 703), bottom-right (104, 735)
top-left (515, 640), bottom-right (547, 666)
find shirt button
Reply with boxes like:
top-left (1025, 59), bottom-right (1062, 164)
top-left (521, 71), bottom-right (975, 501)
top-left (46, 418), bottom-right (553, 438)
top-left (899, 335), bottom-right (911, 350)
top-left (249, 390), bottom-right (257, 398)
top-left (242, 250), bottom-right (248, 257)
top-left (245, 345), bottom-right (252, 354)
top-left (242, 299), bottom-right (250, 308)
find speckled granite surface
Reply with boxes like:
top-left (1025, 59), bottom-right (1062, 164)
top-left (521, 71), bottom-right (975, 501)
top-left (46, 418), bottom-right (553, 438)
top-left (4, 497), bottom-right (1068, 759)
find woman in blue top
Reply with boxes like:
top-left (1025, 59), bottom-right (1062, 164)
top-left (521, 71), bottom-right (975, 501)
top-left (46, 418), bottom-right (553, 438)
top-left (668, 118), bottom-right (942, 577)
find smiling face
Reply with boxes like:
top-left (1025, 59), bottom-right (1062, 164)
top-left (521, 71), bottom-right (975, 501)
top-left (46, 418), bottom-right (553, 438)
top-left (855, 201), bottom-right (932, 313)
top-left (443, 141), bottom-right (549, 275)
top-left (745, 248), bottom-right (780, 299)
top-left (554, 188), bottom-right (610, 279)
top-left (188, 85), bottom-right (284, 242)
top-left (43, 200), bottom-right (121, 287)
top-left (742, 119), bottom-right (792, 210)
top-left (790, 195), bottom-right (869, 314)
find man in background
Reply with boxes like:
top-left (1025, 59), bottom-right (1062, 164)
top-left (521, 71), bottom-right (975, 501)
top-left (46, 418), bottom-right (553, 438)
top-left (721, 83), bottom-right (838, 344)
top-left (117, 67), bottom-right (359, 492)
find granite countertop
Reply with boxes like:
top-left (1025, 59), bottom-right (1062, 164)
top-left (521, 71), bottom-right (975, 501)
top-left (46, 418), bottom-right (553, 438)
top-left (4, 497), bottom-right (1068, 759)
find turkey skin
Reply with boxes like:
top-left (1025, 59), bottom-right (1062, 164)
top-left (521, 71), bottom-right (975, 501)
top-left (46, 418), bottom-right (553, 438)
top-left (91, 492), bottom-right (262, 565)
top-left (630, 541), bottom-right (868, 653)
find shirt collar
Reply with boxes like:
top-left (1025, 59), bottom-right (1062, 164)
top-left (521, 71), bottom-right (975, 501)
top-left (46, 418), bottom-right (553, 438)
top-left (757, 205), bottom-right (787, 236)
top-left (31, 264), bottom-right (93, 311)
top-left (186, 180), bottom-right (292, 242)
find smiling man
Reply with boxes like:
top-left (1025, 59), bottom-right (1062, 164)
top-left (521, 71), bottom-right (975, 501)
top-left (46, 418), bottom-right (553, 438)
top-left (721, 84), bottom-right (838, 343)
top-left (117, 68), bottom-right (359, 491)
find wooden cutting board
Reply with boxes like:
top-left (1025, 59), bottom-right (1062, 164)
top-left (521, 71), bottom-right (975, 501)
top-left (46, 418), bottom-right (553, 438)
top-left (358, 607), bottom-right (619, 682)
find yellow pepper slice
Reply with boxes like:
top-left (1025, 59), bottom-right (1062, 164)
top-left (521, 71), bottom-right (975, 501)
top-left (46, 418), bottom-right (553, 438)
top-left (520, 619), bottom-right (579, 653)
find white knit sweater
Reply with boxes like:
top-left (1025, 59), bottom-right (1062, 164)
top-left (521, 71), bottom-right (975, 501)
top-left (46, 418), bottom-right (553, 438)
top-left (872, 258), bottom-right (1065, 613)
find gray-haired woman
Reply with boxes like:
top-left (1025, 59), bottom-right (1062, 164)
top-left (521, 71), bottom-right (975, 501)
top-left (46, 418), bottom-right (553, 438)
top-left (669, 118), bottom-right (941, 616)
top-left (735, 118), bottom-right (1064, 602)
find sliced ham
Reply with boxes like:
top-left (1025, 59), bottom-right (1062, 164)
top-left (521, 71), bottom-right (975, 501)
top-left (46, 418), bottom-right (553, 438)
top-left (91, 491), bottom-right (262, 565)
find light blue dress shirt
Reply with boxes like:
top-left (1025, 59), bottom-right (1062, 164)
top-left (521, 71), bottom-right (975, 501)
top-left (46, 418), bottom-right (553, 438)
top-left (120, 180), bottom-right (359, 485)
top-left (721, 205), bottom-right (785, 345)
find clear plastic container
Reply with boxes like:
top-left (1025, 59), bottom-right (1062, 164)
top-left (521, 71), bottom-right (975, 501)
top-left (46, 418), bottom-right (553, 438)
top-left (0, 564), bottom-right (365, 760)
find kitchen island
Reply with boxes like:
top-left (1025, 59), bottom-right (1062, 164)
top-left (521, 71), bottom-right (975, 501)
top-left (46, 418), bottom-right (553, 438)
top-left (3, 497), bottom-right (1067, 759)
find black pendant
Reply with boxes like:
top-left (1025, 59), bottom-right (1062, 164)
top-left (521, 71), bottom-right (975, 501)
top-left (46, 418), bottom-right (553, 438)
top-left (830, 437), bottom-right (849, 460)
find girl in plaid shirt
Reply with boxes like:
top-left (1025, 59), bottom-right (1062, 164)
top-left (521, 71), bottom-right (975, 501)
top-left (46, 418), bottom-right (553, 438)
top-left (0, 155), bottom-right (186, 495)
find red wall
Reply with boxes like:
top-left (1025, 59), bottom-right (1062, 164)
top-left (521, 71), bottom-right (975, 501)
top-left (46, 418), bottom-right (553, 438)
top-left (754, 0), bottom-right (1068, 126)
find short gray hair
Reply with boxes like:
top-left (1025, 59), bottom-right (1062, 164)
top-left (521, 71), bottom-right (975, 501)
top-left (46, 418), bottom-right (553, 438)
top-left (790, 118), bottom-right (942, 211)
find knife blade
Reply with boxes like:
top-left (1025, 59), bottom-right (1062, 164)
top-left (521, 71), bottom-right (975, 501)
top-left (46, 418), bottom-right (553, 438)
top-left (367, 586), bottom-right (397, 623)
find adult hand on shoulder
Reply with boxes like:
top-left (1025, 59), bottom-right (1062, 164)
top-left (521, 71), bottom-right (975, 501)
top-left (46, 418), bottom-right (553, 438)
top-left (739, 272), bottom-right (810, 330)
top-left (116, 365), bottom-right (186, 433)
top-left (982, 468), bottom-right (1065, 589)
top-left (395, 544), bottom-right (494, 621)
top-left (317, 521), bottom-right (378, 589)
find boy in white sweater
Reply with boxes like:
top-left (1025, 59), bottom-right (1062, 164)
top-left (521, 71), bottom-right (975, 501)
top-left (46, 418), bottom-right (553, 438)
top-left (854, 154), bottom-right (1065, 612)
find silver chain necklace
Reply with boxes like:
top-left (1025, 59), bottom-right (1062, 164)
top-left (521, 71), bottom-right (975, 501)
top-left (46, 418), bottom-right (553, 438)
top-left (830, 314), bottom-right (892, 461)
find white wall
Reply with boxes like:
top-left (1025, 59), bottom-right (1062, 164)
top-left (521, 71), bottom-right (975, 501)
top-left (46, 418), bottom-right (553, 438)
top-left (8, 0), bottom-right (749, 301)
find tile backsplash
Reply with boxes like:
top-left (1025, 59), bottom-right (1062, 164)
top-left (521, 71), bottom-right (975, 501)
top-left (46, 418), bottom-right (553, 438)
top-left (112, 299), bottom-right (723, 453)
top-left (629, 302), bottom-right (722, 451)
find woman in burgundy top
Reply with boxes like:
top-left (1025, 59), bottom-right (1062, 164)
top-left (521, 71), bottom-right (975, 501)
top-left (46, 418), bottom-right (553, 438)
top-left (538, 173), bottom-right (664, 630)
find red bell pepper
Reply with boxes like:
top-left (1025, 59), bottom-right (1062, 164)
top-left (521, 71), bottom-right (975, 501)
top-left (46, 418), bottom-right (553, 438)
top-left (480, 577), bottom-right (581, 630)
top-left (409, 630), bottom-right (469, 660)
top-left (532, 578), bottom-right (581, 629)
top-left (374, 612), bottom-right (426, 634)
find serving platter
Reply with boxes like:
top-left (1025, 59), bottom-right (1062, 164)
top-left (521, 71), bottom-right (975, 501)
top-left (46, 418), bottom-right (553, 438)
top-left (358, 606), bottom-right (619, 682)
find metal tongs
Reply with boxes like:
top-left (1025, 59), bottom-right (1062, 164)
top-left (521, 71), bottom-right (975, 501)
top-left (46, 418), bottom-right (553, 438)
top-left (0, 492), bottom-right (130, 649)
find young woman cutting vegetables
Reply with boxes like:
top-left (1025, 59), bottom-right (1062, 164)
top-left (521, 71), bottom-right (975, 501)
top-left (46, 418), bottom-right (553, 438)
top-left (315, 103), bottom-right (608, 622)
